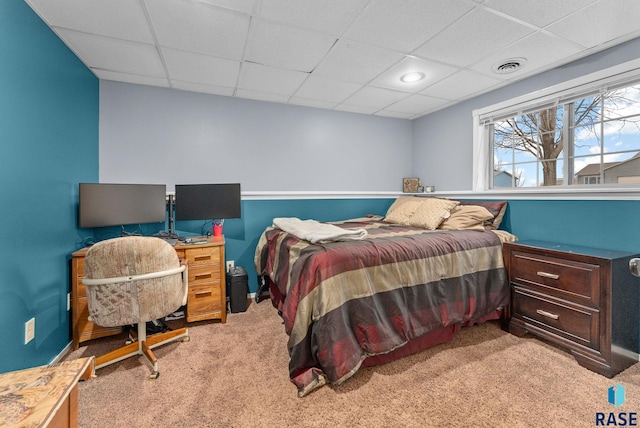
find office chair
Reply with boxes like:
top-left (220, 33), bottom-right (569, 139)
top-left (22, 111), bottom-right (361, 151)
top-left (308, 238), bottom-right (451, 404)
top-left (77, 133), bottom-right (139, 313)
top-left (82, 236), bottom-right (189, 379)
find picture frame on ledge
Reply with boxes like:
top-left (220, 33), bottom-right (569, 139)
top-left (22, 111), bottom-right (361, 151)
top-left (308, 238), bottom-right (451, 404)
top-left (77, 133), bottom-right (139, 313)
top-left (403, 178), bottom-right (420, 193)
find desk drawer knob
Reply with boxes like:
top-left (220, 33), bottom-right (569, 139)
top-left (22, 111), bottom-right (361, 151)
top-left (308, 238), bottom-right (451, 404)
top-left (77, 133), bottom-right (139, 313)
top-left (537, 271), bottom-right (559, 280)
top-left (536, 309), bottom-right (559, 320)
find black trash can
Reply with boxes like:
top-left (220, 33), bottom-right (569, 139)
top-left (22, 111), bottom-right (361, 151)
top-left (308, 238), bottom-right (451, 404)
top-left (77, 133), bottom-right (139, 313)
top-left (226, 266), bottom-right (248, 313)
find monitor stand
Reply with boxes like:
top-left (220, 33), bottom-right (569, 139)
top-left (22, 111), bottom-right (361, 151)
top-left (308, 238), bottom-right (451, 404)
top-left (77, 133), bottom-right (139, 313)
top-left (168, 194), bottom-right (176, 236)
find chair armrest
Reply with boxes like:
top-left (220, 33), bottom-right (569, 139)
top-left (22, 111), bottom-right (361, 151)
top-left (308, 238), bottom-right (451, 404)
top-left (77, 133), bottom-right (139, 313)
top-left (83, 265), bottom-right (187, 286)
top-left (181, 262), bottom-right (188, 306)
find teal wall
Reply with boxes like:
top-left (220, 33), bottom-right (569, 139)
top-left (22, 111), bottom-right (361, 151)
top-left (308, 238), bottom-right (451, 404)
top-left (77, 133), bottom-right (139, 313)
top-left (502, 199), bottom-right (640, 254)
top-left (0, 1), bottom-right (99, 372)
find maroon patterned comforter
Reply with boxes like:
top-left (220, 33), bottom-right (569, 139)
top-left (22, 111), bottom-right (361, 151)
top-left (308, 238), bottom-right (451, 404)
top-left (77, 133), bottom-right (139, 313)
top-left (255, 217), bottom-right (509, 396)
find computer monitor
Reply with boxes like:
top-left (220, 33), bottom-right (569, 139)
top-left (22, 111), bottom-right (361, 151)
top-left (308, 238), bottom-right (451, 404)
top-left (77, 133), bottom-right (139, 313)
top-left (78, 183), bottom-right (167, 228)
top-left (175, 183), bottom-right (241, 221)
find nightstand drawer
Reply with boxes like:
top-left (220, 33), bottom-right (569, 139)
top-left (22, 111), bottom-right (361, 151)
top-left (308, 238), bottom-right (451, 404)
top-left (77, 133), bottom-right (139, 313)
top-left (511, 251), bottom-right (600, 306)
top-left (512, 286), bottom-right (600, 350)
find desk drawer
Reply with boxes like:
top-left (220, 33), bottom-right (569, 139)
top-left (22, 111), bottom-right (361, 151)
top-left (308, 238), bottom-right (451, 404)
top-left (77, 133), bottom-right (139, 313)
top-left (76, 261), bottom-right (85, 277)
top-left (187, 283), bottom-right (222, 321)
top-left (188, 264), bottom-right (221, 284)
top-left (76, 297), bottom-right (121, 342)
top-left (512, 286), bottom-right (600, 350)
top-left (185, 247), bottom-right (220, 266)
top-left (511, 251), bottom-right (600, 306)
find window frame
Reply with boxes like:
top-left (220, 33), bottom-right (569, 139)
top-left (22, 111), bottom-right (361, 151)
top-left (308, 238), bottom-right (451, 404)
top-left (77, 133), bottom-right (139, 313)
top-left (473, 58), bottom-right (640, 199)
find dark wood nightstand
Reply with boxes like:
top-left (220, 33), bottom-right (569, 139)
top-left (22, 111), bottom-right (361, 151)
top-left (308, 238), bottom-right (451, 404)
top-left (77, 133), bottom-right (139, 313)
top-left (503, 240), bottom-right (640, 378)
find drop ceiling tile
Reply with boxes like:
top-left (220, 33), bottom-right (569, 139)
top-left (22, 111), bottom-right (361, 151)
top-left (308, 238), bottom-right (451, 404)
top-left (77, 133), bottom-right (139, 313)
top-left (237, 62), bottom-right (308, 96)
top-left (375, 110), bottom-right (415, 119)
top-left (163, 49), bottom-right (240, 87)
top-left (344, 0), bottom-right (475, 52)
top-left (370, 56), bottom-right (458, 93)
top-left (25, 0), bottom-right (154, 43)
top-left (294, 75), bottom-right (362, 103)
top-left (334, 104), bottom-right (380, 115)
top-left (482, 0), bottom-right (597, 28)
top-left (173, 81), bottom-right (235, 97)
top-left (146, 0), bottom-right (250, 60)
top-left (289, 97), bottom-right (338, 110)
top-left (245, 19), bottom-right (338, 72)
top-left (257, 0), bottom-right (368, 35)
top-left (55, 29), bottom-right (165, 77)
top-left (469, 31), bottom-right (583, 79)
top-left (413, 7), bottom-right (535, 67)
top-left (192, 0), bottom-right (258, 15)
top-left (421, 69), bottom-right (503, 101)
top-left (384, 94), bottom-right (451, 115)
top-left (234, 89), bottom-right (290, 103)
top-left (546, 0), bottom-right (640, 48)
top-left (92, 69), bottom-right (170, 88)
top-left (342, 86), bottom-right (409, 110)
top-left (313, 39), bottom-right (404, 84)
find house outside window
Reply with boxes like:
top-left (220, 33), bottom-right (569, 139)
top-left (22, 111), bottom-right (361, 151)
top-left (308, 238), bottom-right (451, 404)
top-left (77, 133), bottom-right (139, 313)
top-left (473, 59), bottom-right (640, 194)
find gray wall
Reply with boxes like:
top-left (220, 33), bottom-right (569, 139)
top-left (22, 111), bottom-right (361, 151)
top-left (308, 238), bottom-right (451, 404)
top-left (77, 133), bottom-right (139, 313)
top-left (99, 81), bottom-right (413, 192)
top-left (413, 36), bottom-right (640, 191)
top-left (99, 36), bottom-right (640, 194)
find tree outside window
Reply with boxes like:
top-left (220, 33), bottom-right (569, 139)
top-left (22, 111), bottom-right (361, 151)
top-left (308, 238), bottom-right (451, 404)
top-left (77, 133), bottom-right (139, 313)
top-left (492, 83), bottom-right (640, 188)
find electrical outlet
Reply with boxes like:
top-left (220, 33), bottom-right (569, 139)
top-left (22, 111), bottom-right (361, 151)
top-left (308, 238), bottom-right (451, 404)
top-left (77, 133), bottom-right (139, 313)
top-left (25, 317), bottom-right (35, 344)
top-left (226, 260), bottom-right (234, 272)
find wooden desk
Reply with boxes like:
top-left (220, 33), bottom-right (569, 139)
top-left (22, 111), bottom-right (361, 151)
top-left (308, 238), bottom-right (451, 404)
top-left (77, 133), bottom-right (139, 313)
top-left (71, 236), bottom-right (226, 350)
top-left (0, 357), bottom-right (94, 427)
top-left (174, 237), bottom-right (226, 323)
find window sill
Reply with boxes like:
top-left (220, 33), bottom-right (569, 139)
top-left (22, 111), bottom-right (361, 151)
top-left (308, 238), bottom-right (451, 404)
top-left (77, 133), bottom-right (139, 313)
top-left (433, 186), bottom-right (640, 201)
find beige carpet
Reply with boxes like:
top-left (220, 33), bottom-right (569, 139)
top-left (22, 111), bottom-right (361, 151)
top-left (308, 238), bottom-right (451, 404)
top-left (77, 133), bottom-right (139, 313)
top-left (64, 301), bottom-right (640, 427)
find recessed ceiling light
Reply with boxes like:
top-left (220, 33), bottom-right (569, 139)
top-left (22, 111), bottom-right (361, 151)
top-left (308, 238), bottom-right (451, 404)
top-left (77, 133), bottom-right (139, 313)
top-left (491, 58), bottom-right (527, 74)
top-left (400, 72), bottom-right (425, 83)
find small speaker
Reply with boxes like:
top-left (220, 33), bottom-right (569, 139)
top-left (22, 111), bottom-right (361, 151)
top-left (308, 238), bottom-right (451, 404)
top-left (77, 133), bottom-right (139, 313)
top-left (226, 266), bottom-right (248, 313)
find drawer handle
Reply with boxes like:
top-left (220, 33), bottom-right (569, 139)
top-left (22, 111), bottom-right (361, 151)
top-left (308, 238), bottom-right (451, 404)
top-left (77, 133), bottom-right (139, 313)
top-left (537, 271), bottom-right (559, 280)
top-left (194, 256), bottom-right (211, 262)
top-left (536, 309), bottom-right (559, 320)
top-left (194, 290), bottom-right (212, 296)
top-left (194, 273), bottom-right (212, 280)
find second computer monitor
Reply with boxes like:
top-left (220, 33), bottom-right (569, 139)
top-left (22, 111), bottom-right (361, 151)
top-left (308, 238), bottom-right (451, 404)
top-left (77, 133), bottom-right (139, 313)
top-left (174, 183), bottom-right (241, 221)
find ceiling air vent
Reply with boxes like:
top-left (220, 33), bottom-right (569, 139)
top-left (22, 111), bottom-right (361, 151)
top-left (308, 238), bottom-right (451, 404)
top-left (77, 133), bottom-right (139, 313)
top-left (491, 58), bottom-right (527, 74)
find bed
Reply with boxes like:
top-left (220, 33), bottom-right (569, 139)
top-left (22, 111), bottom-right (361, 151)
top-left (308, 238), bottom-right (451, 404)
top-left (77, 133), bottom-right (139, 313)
top-left (254, 196), bottom-right (516, 397)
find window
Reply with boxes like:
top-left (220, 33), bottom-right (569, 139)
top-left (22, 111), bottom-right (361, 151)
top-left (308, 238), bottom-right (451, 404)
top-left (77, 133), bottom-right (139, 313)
top-left (473, 59), bottom-right (640, 193)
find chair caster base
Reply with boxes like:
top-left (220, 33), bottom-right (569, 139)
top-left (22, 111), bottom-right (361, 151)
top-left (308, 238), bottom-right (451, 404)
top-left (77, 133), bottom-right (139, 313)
top-left (149, 371), bottom-right (160, 380)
